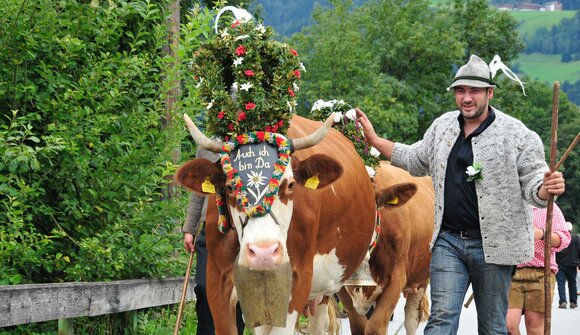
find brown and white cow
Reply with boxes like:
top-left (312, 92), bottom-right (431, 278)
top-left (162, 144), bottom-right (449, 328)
top-left (176, 114), bottom-right (377, 334)
top-left (338, 161), bottom-right (434, 335)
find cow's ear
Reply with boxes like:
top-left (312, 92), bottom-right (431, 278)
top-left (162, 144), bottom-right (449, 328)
top-left (175, 158), bottom-right (225, 195)
top-left (293, 154), bottom-right (343, 189)
top-left (376, 182), bottom-right (417, 207)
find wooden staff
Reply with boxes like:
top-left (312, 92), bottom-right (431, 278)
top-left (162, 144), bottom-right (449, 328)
top-left (543, 82), bottom-right (559, 335)
top-left (174, 222), bottom-right (204, 335)
top-left (555, 132), bottom-right (580, 171)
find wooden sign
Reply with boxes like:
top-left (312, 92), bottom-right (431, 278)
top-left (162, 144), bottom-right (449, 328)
top-left (230, 143), bottom-right (279, 205)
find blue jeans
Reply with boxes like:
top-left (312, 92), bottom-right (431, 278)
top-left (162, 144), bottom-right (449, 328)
top-left (424, 231), bottom-right (514, 335)
top-left (556, 265), bottom-right (578, 305)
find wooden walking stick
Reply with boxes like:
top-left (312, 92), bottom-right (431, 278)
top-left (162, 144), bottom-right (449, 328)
top-left (543, 82), bottom-right (559, 335)
top-left (174, 222), bottom-right (204, 335)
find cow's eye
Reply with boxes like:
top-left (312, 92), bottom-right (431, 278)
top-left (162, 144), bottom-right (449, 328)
top-left (287, 180), bottom-right (295, 190)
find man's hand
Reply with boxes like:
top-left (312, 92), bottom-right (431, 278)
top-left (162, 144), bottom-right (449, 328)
top-left (355, 108), bottom-right (379, 146)
top-left (184, 232), bottom-right (195, 253)
top-left (538, 171), bottom-right (565, 200)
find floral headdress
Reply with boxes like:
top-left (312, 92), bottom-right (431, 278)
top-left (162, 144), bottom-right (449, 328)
top-left (191, 7), bottom-right (304, 139)
top-left (310, 99), bottom-right (380, 178)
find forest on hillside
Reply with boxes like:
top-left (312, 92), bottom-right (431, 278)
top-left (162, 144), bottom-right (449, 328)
top-left (255, 0), bottom-right (580, 104)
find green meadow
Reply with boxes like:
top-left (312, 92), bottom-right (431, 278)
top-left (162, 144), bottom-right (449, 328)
top-left (515, 53), bottom-right (580, 84)
top-left (510, 10), bottom-right (577, 37)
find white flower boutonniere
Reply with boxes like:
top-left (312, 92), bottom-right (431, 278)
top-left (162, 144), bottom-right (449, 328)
top-left (466, 162), bottom-right (483, 182)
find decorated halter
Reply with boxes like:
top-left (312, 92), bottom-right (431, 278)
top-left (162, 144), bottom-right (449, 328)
top-left (190, 7), bottom-right (305, 233)
top-left (216, 132), bottom-right (292, 233)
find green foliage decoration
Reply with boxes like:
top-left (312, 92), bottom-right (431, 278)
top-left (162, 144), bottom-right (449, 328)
top-left (191, 15), bottom-right (303, 138)
top-left (310, 99), bottom-right (380, 174)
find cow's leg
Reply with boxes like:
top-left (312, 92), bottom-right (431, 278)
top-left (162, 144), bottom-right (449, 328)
top-left (403, 286), bottom-right (427, 335)
top-left (337, 287), bottom-right (367, 335)
top-left (253, 311), bottom-right (299, 335)
top-left (366, 275), bottom-right (405, 335)
top-left (307, 298), bottom-right (329, 335)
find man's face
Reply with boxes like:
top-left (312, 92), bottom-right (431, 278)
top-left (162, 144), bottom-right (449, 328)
top-left (454, 86), bottom-right (494, 121)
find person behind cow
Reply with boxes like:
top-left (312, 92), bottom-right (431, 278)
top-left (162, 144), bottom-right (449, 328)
top-left (556, 221), bottom-right (580, 309)
top-left (355, 54), bottom-right (566, 335)
top-left (182, 147), bottom-right (245, 335)
top-left (506, 204), bottom-right (570, 335)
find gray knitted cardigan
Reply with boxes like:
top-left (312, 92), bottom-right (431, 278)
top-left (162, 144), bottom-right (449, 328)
top-left (391, 108), bottom-right (549, 265)
top-left (182, 149), bottom-right (220, 234)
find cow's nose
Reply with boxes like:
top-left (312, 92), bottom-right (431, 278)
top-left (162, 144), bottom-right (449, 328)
top-left (246, 241), bottom-right (282, 269)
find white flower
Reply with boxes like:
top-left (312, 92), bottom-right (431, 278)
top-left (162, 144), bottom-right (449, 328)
top-left (345, 108), bottom-right (357, 121)
top-left (466, 166), bottom-right (478, 176)
top-left (247, 171), bottom-right (267, 188)
top-left (232, 82), bottom-right (239, 90)
top-left (333, 112), bottom-right (343, 123)
top-left (465, 163), bottom-right (483, 182)
top-left (255, 24), bottom-right (266, 34)
top-left (369, 147), bottom-right (380, 158)
top-left (206, 100), bottom-right (214, 110)
top-left (323, 101), bottom-right (335, 109)
top-left (220, 29), bottom-right (229, 38)
top-left (233, 57), bottom-right (244, 67)
top-left (365, 165), bottom-right (376, 179)
top-left (287, 101), bottom-right (294, 112)
top-left (300, 62), bottom-right (306, 72)
top-left (293, 82), bottom-right (300, 92)
top-left (240, 82), bottom-right (253, 91)
top-left (235, 34), bottom-right (250, 41)
top-left (195, 77), bottom-right (204, 88)
top-left (311, 99), bottom-right (325, 112)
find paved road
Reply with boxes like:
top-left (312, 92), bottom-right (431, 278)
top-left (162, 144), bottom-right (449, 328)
top-left (339, 282), bottom-right (580, 334)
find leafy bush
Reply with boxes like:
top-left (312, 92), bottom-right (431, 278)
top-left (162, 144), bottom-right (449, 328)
top-left (0, 0), bottom-right (213, 333)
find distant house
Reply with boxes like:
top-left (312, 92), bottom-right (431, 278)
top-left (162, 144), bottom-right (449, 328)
top-left (494, 2), bottom-right (563, 11)
top-left (544, 2), bottom-right (563, 11)
top-left (517, 3), bottom-right (544, 11)
top-left (497, 3), bottom-right (515, 10)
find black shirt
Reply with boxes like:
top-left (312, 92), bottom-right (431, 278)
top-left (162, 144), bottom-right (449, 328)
top-left (442, 108), bottom-right (496, 231)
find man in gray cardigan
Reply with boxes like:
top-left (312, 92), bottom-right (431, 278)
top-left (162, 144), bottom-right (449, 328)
top-left (182, 148), bottom-right (245, 335)
top-left (356, 55), bottom-right (566, 335)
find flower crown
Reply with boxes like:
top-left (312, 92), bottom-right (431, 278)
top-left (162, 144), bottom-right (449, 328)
top-left (310, 99), bottom-right (380, 178)
top-left (191, 12), bottom-right (304, 139)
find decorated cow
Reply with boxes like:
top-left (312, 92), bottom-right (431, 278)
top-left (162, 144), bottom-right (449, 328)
top-left (338, 162), bottom-right (434, 335)
top-left (175, 7), bottom-right (378, 335)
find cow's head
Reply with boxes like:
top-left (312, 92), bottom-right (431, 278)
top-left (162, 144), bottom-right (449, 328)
top-left (176, 113), bottom-right (342, 325)
top-left (345, 182), bottom-right (417, 315)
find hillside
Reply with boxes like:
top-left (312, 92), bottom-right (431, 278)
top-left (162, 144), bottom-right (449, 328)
top-left (510, 10), bottom-right (577, 37)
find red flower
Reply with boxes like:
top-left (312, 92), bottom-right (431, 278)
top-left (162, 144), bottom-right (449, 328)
top-left (276, 136), bottom-right (284, 146)
top-left (277, 119), bottom-right (284, 127)
top-left (245, 102), bottom-right (256, 110)
top-left (287, 87), bottom-right (295, 97)
top-left (217, 111), bottom-right (225, 119)
top-left (271, 124), bottom-right (279, 132)
top-left (238, 111), bottom-right (246, 121)
top-left (290, 49), bottom-right (298, 56)
top-left (265, 125), bottom-right (272, 132)
top-left (231, 20), bottom-right (240, 28)
top-left (293, 70), bottom-right (301, 79)
top-left (235, 45), bottom-right (247, 56)
top-left (228, 123), bottom-right (234, 131)
top-left (244, 70), bottom-right (255, 77)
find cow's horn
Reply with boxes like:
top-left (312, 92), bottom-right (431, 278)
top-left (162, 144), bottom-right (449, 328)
top-left (183, 114), bottom-right (223, 153)
top-left (291, 113), bottom-right (335, 151)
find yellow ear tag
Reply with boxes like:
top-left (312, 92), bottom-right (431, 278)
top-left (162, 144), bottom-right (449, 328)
top-left (201, 177), bottom-right (216, 194)
top-left (387, 196), bottom-right (399, 205)
top-left (304, 176), bottom-right (320, 190)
